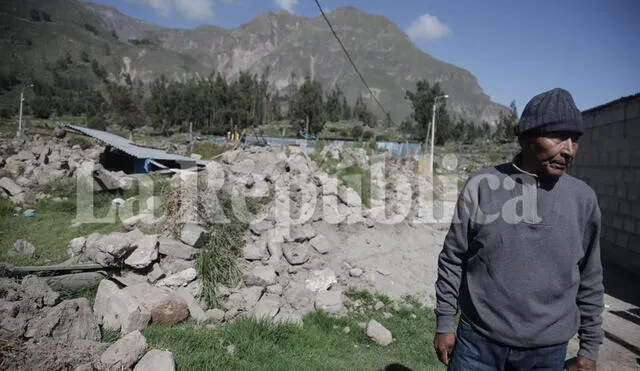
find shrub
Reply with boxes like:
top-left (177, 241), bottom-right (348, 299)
top-left (84, 23), bottom-right (99, 36)
top-left (67, 135), bottom-right (93, 150)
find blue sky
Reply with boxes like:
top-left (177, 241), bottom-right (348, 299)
top-left (90, 0), bottom-right (639, 113)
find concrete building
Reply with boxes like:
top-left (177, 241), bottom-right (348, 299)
top-left (570, 92), bottom-right (640, 276)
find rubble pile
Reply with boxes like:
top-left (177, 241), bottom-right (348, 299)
top-left (0, 131), bottom-right (132, 204)
top-left (0, 276), bottom-right (175, 371)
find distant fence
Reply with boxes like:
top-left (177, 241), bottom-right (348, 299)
top-left (210, 135), bottom-right (424, 158)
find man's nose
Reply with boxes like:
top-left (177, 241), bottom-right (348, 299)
top-left (560, 138), bottom-right (574, 155)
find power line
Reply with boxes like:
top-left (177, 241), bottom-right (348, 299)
top-left (313, 0), bottom-right (396, 125)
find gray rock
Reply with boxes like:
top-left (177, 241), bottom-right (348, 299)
top-left (156, 268), bottom-right (197, 288)
top-left (309, 235), bottom-right (331, 254)
top-left (86, 231), bottom-right (141, 267)
top-left (0, 316), bottom-right (27, 339)
top-left (244, 265), bottom-right (277, 287)
top-left (349, 268), bottom-right (364, 278)
top-left (374, 301), bottom-right (385, 311)
top-left (46, 272), bottom-right (107, 292)
top-left (242, 237), bottom-right (268, 261)
top-left (252, 295), bottom-right (281, 320)
top-left (206, 308), bottom-right (225, 322)
top-left (147, 263), bottom-right (165, 283)
top-left (159, 238), bottom-right (199, 260)
top-left (315, 290), bottom-right (347, 317)
top-left (0, 177), bottom-right (23, 196)
top-left (249, 219), bottom-right (272, 236)
top-left (282, 243), bottom-right (310, 265)
top-left (122, 214), bottom-right (155, 231)
top-left (267, 238), bottom-right (283, 264)
top-left (123, 283), bottom-right (189, 325)
top-left (285, 283), bottom-right (315, 314)
top-left (239, 286), bottom-right (263, 312)
top-left (93, 280), bottom-right (151, 334)
top-left (21, 275), bottom-right (59, 308)
top-left (133, 349), bottom-right (176, 371)
top-left (266, 284), bottom-right (283, 295)
top-left (273, 312), bottom-right (304, 327)
top-left (160, 257), bottom-right (194, 274)
top-left (338, 186), bottom-right (362, 207)
top-left (9, 239), bottom-right (36, 258)
top-left (366, 319), bottom-right (393, 346)
top-left (179, 223), bottom-right (207, 248)
top-left (67, 237), bottom-right (87, 257)
top-left (125, 235), bottom-right (159, 269)
top-left (99, 330), bottom-right (148, 370)
top-left (286, 224), bottom-right (317, 243)
top-left (174, 287), bottom-right (207, 322)
top-left (25, 298), bottom-right (100, 342)
top-left (305, 268), bottom-right (337, 292)
top-left (53, 126), bottom-right (66, 139)
top-left (16, 177), bottom-right (31, 187)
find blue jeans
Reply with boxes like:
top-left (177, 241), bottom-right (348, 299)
top-left (448, 316), bottom-right (568, 371)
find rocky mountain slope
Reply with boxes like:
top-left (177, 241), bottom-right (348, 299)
top-left (1, 0), bottom-right (508, 124)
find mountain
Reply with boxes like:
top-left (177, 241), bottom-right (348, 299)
top-left (0, 0), bottom-right (508, 124)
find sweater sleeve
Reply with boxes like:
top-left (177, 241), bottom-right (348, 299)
top-left (576, 199), bottom-right (605, 361)
top-left (434, 177), bottom-right (475, 333)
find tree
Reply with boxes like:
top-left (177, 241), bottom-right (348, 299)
top-left (269, 91), bottom-right (282, 121)
top-left (353, 95), bottom-right (376, 127)
top-left (30, 9), bottom-right (41, 22)
top-left (325, 86), bottom-right (343, 122)
top-left (108, 77), bottom-right (146, 134)
top-left (341, 96), bottom-right (351, 120)
top-left (405, 80), bottom-right (452, 145)
top-left (494, 100), bottom-right (518, 142)
top-left (290, 74), bottom-right (325, 135)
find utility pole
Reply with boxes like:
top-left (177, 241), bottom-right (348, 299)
top-left (429, 94), bottom-right (449, 175)
top-left (17, 84), bottom-right (33, 137)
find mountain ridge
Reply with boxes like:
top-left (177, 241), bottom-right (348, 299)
top-left (2, 0), bottom-right (509, 124)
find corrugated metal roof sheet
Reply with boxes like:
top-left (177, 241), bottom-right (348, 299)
top-left (64, 124), bottom-right (195, 163)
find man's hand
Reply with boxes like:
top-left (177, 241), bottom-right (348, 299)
top-left (433, 333), bottom-right (456, 366)
top-left (566, 355), bottom-right (597, 371)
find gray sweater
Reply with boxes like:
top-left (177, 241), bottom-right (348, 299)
top-left (435, 160), bottom-right (604, 360)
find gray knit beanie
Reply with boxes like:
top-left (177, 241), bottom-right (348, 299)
top-left (515, 88), bottom-right (584, 138)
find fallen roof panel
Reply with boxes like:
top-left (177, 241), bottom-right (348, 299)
top-left (63, 124), bottom-right (195, 163)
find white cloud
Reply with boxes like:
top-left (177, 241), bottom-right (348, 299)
top-left (406, 14), bottom-right (451, 42)
top-left (274, 0), bottom-right (299, 13)
top-left (127, 0), bottom-right (217, 20)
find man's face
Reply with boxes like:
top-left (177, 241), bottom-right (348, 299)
top-left (524, 131), bottom-right (580, 178)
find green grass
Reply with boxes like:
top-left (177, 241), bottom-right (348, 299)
top-left (0, 196), bottom-right (124, 266)
top-left (339, 165), bottom-right (372, 208)
top-left (142, 305), bottom-right (444, 371)
top-left (191, 141), bottom-right (233, 160)
top-left (197, 193), bottom-right (269, 308)
top-left (0, 174), bottom-right (170, 266)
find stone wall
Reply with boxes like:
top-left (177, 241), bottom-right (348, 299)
top-left (570, 93), bottom-right (640, 274)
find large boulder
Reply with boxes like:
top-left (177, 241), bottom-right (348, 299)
top-left (179, 223), bottom-right (207, 248)
top-left (124, 235), bottom-right (159, 270)
top-left (0, 177), bottom-right (23, 196)
top-left (243, 265), bottom-right (277, 287)
top-left (93, 280), bottom-right (151, 334)
top-left (25, 298), bottom-right (100, 342)
top-left (158, 238), bottom-right (199, 260)
top-left (99, 330), bottom-right (148, 371)
top-left (133, 349), bottom-right (176, 371)
top-left (122, 283), bottom-right (189, 325)
top-left (366, 320), bottom-right (393, 346)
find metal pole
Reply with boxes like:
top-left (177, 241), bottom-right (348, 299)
top-left (17, 90), bottom-right (24, 137)
top-left (429, 101), bottom-right (437, 175)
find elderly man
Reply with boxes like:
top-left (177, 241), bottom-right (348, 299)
top-left (433, 88), bottom-right (604, 370)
